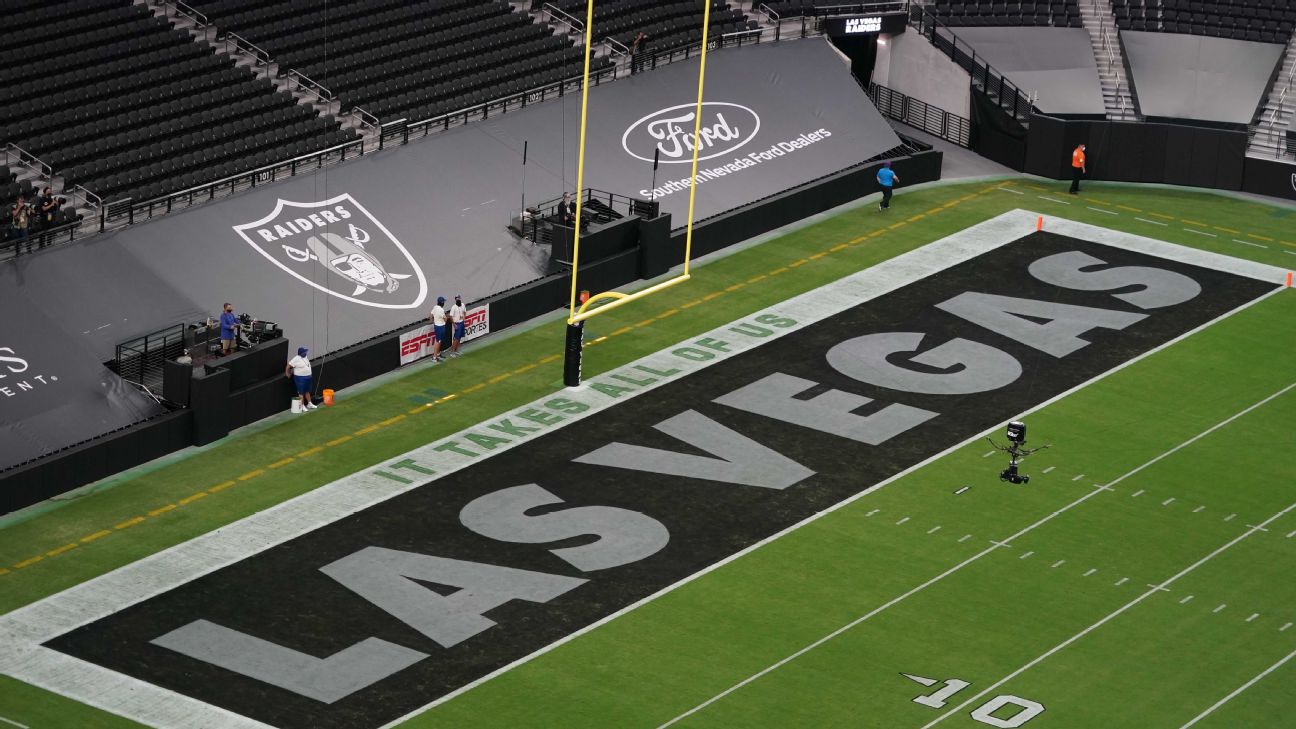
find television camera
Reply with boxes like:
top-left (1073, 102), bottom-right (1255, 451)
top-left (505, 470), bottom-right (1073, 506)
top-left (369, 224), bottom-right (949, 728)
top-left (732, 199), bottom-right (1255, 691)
top-left (987, 420), bottom-right (1050, 484)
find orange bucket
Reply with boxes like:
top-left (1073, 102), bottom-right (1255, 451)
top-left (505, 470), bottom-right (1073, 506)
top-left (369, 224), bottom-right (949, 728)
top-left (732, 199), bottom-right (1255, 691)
top-left (322, 389), bottom-right (335, 406)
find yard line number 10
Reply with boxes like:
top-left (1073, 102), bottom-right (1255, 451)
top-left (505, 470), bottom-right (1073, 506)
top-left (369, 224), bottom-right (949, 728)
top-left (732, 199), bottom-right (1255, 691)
top-left (904, 673), bottom-right (1045, 728)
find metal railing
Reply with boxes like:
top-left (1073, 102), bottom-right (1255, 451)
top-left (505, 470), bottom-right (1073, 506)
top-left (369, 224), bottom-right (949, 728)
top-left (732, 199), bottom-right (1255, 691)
top-left (112, 324), bottom-right (186, 393)
top-left (351, 106), bottom-right (381, 132)
top-left (1, 218), bottom-right (83, 262)
top-left (542, 3), bottom-right (586, 33)
top-left (907, 4), bottom-right (1038, 123)
top-left (868, 82), bottom-right (972, 148)
top-left (287, 69), bottom-right (335, 103)
top-left (225, 32), bottom-right (271, 69)
top-left (4, 143), bottom-right (53, 183)
top-left (162, 0), bottom-right (209, 31)
top-left (760, 1), bottom-right (907, 19)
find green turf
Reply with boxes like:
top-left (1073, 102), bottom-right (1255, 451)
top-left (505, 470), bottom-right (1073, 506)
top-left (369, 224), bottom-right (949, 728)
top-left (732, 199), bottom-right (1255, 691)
top-left (2, 177), bottom-right (1293, 728)
top-left (401, 288), bottom-right (1296, 729)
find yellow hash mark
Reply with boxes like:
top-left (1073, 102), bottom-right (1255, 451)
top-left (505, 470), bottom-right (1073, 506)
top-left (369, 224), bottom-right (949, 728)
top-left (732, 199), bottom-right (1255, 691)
top-left (80, 530), bottom-right (112, 544)
top-left (806, 253), bottom-right (826, 261)
top-left (887, 222), bottom-right (906, 230)
top-left (114, 516), bottom-right (146, 530)
top-left (147, 504), bottom-right (176, 517)
top-left (1280, 240), bottom-right (1296, 249)
top-left (327, 434), bottom-right (353, 446)
top-left (354, 424), bottom-right (381, 436)
top-left (1086, 198), bottom-right (1112, 206)
top-left (869, 229), bottom-right (886, 237)
top-left (14, 556), bottom-right (44, 569)
top-left (267, 457), bottom-right (296, 469)
top-left (46, 544), bottom-right (78, 557)
top-left (380, 414), bottom-right (407, 427)
top-left (1213, 226), bottom-right (1241, 235)
top-left (1181, 219), bottom-right (1209, 227)
top-left (725, 283), bottom-right (746, 291)
top-left (238, 468), bottom-right (266, 481)
top-left (907, 214), bottom-right (926, 222)
top-left (178, 492), bottom-right (208, 505)
top-left (1148, 212), bottom-right (1174, 220)
top-left (655, 309), bottom-right (680, 320)
top-left (610, 326), bottom-right (633, 337)
top-left (512, 363), bottom-right (537, 374)
top-left (829, 243), bottom-right (849, 252)
top-left (679, 300), bottom-right (702, 309)
top-left (463, 382), bottom-right (488, 392)
top-left (488, 374), bottom-right (511, 384)
top-left (634, 319), bottom-right (655, 327)
top-left (296, 446), bottom-right (324, 458)
top-left (1116, 205), bottom-right (1142, 213)
top-left (788, 259), bottom-right (808, 268)
top-left (408, 406), bottom-right (427, 415)
top-left (768, 267), bottom-right (789, 276)
top-left (208, 480), bottom-right (237, 493)
top-left (702, 292), bottom-right (724, 301)
top-left (439, 393), bottom-right (459, 402)
top-left (0, 567), bottom-right (9, 576)
top-left (1248, 233), bottom-right (1274, 242)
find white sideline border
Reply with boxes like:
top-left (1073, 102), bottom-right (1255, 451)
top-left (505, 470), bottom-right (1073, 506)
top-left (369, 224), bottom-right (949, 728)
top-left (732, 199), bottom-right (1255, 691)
top-left (0, 211), bottom-right (1285, 729)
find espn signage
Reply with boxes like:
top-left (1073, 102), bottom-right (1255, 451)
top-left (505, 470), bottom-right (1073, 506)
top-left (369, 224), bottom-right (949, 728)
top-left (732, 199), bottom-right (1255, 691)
top-left (398, 304), bottom-right (489, 365)
top-left (824, 14), bottom-right (906, 36)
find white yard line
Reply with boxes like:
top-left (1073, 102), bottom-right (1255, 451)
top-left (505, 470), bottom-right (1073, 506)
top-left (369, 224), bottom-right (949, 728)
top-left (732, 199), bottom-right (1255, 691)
top-left (0, 716), bottom-right (30, 729)
top-left (1183, 228), bottom-right (1217, 238)
top-left (1088, 206), bottom-right (1118, 215)
top-left (1178, 647), bottom-right (1296, 728)
top-left (657, 383), bottom-right (1295, 728)
top-left (1136, 217), bottom-right (1169, 226)
top-left (919, 501), bottom-right (1296, 728)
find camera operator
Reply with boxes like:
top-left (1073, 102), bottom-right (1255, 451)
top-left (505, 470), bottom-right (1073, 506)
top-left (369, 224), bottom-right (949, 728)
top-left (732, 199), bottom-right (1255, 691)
top-left (38, 187), bottom-right (57, 231)
top-left (219, 302), bottom-right (239, 355)
top-left (8, 196), bottom-right (30, 252)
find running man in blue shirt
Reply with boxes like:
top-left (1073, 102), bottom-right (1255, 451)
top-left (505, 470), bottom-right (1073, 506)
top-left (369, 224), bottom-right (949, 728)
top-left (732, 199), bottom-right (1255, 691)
top-left (877, 161), bottom-right (899, 212)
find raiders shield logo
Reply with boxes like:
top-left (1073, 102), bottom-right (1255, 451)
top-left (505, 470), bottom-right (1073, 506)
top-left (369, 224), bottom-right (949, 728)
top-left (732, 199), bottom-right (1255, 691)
top-left (232, 193), bottom-right (427, 309)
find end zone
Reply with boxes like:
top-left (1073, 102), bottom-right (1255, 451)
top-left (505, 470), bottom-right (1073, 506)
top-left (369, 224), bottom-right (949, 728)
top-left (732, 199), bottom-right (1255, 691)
top-left (1, 210), bottom-right (1285, 729)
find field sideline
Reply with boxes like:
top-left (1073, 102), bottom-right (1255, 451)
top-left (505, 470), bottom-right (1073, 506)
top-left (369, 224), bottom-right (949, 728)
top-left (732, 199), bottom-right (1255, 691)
top-left (1, 176), bottom-right (1293, 728)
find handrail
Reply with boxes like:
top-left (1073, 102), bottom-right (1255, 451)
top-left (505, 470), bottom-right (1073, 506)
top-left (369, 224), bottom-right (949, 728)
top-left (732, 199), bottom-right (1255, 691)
top-left (542, 3), bottom-right (585, 32)
top-left (604, 36), bottom-right (630, 57)
top-left (225, 32), bottom-right (271, 68)
top-left (4, 143), bottom-right (53, 181)
top-left (759, 3), bottom-right (781, 22)
top-left (287, 69), bottom-right (335, 102)
top-left (72, 184), bottom-right (101, 210)
top-left (351, 106), bottom-right (381, 129)
top-left (907, 3), bottom-right (1037, 123)
top-left (166, 0), bottom-right (209, 29)
top-left (868, 81), bottom-right (972, 148)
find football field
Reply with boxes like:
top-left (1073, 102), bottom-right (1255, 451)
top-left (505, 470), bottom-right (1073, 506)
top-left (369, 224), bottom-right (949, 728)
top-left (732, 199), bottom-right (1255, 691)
top-left (1, 177), bottom-right (1294, 728)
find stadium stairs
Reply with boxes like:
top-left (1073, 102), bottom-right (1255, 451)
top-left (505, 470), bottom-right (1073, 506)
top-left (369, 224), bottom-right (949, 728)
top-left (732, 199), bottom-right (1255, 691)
top-left (1248, 31), bottom-right (1296, 160)
top-left (1080, 0), bottom-right (1140, 120)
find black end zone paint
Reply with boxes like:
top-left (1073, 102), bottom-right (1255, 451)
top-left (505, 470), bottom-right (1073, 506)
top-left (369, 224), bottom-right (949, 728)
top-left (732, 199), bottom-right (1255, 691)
top-left (47, 233), bottom-right (1276, 729)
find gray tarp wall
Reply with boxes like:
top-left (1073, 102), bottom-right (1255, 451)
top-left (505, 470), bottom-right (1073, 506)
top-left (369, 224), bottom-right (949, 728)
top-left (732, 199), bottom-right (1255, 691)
top-left (1122, 30), bottom-right (1284, 124)
top-left (0, 38), bottom-right (903, 471)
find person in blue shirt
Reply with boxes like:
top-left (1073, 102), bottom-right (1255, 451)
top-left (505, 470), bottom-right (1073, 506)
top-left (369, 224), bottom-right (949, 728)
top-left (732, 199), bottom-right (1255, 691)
top-left (877, 161), bottom-right (899, 212)
top-left (219, 302), bottom-right (239, 355)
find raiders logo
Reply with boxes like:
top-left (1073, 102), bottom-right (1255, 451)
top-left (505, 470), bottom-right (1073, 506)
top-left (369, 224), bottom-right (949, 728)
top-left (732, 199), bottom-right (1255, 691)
top-left (232, 193), bottom-right (428, 309)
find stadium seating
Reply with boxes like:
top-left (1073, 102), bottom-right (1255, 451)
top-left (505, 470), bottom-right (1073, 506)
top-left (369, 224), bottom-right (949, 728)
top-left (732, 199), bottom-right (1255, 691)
top-left (925, 0), bottom-right (1084, 27)
top-left (761, 0), bottom-right (906, 19)
top-left (542, 0), bottom-right (758, 50)
top-left (181, 0), bottom-right (608, 123)
top-left (1112, 0), bottom-right (1296, 42)
top-left (0, 1), bottom-right (353, 205)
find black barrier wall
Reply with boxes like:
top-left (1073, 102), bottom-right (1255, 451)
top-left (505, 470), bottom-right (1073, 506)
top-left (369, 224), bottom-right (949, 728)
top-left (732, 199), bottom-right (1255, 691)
top-left (1025, 115), bottom-right (1247, 190)
top-left (0, 149), bottom-right (942, 513)
top-left (1242, 155), bottom-right (1296, 202)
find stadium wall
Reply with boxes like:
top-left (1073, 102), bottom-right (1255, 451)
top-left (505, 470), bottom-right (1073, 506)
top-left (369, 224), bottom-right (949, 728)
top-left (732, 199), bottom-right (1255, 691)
top-left (872, 31), bottom-right (972, 119)
top-left (0, 149), bottom-right (942, 514)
